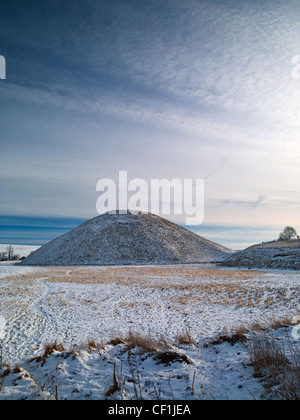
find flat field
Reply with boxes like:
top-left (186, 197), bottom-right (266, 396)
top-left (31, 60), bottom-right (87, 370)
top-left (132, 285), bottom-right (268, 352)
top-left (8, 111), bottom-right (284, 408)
top-left (0, 264), bottom-right (299, 400)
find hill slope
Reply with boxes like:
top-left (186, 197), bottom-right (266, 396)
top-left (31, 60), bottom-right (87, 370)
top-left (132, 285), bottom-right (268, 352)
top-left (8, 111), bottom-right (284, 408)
top-left (21, 211), bottom-right (232, 266)
top-left (222, 240), bottom-right (300, 270)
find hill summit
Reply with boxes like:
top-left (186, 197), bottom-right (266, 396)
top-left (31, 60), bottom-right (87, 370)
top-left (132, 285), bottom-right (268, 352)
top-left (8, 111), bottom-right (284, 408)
top-left (21, 211), bottom-right (232, 266)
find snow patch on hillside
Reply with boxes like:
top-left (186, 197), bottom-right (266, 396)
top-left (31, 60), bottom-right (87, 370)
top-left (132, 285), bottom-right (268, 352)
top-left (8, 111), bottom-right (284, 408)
top-left (223, 241), bottom-right (300, 270)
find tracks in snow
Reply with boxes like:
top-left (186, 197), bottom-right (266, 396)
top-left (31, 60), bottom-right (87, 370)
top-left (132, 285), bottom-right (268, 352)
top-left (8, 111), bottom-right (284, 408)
top-left (1, 273), bottom-right (65, 365)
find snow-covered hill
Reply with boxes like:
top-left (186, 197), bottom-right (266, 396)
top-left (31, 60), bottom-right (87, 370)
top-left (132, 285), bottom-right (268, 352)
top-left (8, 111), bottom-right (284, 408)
top-left (21, 211), bottom-right (232, 266)
top-left (222, 240), bottom-right (300, 270)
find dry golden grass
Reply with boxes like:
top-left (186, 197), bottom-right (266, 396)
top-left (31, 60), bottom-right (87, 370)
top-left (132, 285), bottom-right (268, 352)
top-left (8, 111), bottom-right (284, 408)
top-left (204, 316), bottom-right (298, 349)
top-left (105, 363), bottom-right (122, 397)
top-left (107, 330), bottom-right (192, 367)
top-left (11, 266), bottom-right (262, 287)
top-left (2, 266), bottom-right (299, 312)
top-left (250, 334), bottom-right (300, 400)
top-left (120, 301), bottom-right (152, 309)
top-left (122, 330), bottom-right (165, 353)
top-left (29, 341), bottom-right (66, 367)
top-left (175, 329), bottom-right (197, 346)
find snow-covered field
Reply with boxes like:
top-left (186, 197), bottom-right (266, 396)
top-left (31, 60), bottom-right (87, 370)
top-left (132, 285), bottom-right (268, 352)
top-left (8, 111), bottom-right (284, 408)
top-left (0, 264), bottom-right (299, 400)
top-left (0, 263), bottom-right (40, 278)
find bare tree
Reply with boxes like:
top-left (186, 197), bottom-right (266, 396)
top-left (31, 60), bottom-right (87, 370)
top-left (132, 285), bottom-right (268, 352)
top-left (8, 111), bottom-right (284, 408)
top-left (6, 245), bottom-right (14, 261)
top-left (278, 226), bottom-right (298, 241)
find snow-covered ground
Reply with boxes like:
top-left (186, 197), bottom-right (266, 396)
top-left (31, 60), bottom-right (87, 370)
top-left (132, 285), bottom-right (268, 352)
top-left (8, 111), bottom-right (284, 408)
top-left (0, 263), bottom-right (41, 278)
top-left (0, 264), bottom-right (299, 400)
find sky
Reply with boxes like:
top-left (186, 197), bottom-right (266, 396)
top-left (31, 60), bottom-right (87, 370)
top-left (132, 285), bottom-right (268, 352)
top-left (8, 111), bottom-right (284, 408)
top-left (0, 0), bottom-right (299, 249)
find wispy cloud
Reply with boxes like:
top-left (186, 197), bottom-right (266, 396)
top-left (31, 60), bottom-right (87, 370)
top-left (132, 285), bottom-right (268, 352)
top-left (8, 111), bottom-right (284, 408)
top-left (0, 0), bottom-right (299, 236)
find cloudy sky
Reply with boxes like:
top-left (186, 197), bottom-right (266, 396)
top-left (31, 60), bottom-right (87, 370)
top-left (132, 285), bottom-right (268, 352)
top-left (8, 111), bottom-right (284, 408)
top-left (0, 0), bottom-right (299, 248)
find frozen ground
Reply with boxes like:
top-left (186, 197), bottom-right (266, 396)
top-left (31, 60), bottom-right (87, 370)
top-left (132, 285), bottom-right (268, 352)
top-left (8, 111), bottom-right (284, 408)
top-left (0, 264), bottom-right (299, 400)
top-left (0, 263), bottom-right (41, 278)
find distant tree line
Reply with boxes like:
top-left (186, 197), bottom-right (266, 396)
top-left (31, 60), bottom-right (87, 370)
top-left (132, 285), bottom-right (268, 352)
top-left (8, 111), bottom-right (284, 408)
top-left (0, 245), bottom-right (22, 261)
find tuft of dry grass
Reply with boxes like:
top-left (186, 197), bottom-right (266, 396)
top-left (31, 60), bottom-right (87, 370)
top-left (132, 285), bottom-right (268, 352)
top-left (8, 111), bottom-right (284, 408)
top-left (108, 330), bottom-right (191, 366)
top-left (34, 341), bottom-right (66, 366)
top-left (108, 330), bottom-right (166, 354)
top-left (176, 330), bottom-right (197, 346)
top-left (250, 334), bottom-right (300, 400)
top-left (108, 336), bottom-right (126, 346)
top-left (0, 367), bottom-right (11, 378)
top-left (43, 341), bottom-right (65, 358)
top-left (123, 331), bottom-right (164, 353)
top-left (204, 317), bottom-right (297, 349)
top-left (269, 317), bottom-right (294, 330)
top-left (13, 363), bottom-right (22, 374)
top-left (250, 335), bottom-right (289, 374)
top-left (105, 363), bottom-right (122, 397)
top-left (86, 339), bottom-right (98, 352)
